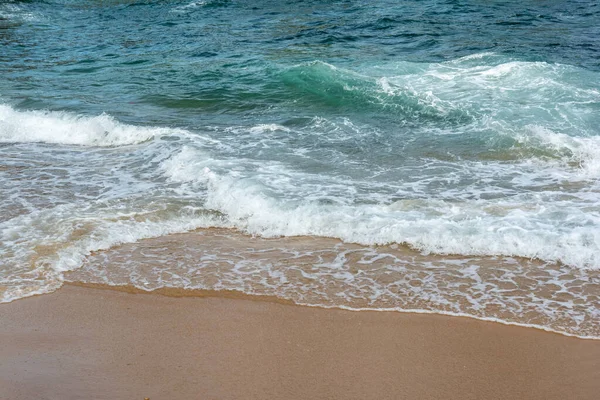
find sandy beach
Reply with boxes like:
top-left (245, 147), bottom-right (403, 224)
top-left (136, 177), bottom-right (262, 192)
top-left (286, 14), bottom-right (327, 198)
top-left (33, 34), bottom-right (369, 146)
top-left (1, 284), bottom-right (599, 400)
top-left (3, 2), bottom-right (600, 400)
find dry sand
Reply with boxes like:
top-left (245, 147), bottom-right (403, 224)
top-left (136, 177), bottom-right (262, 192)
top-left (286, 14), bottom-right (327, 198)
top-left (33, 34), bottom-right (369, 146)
top-left (1, 283), bottom-right (599, 400)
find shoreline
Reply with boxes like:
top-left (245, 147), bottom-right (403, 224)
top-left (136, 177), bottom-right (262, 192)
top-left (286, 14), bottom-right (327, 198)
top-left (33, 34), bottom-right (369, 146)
top-left (66, 281), bottom-right (600, 341)
top-left (2, 284), bottom-right (599, 400)
top-left (5, 279), bottom-right (600, 341)
top-left (61, 228), bottom-right (599, 340)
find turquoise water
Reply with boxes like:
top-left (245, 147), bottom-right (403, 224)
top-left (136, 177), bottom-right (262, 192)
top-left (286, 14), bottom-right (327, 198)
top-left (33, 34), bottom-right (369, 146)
top-left (1, 0), bottom-right (599, 337)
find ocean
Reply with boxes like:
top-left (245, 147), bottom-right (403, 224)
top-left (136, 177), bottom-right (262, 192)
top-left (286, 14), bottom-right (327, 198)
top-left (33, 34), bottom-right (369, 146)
top-left (1, 0), bottom-right (599, 338)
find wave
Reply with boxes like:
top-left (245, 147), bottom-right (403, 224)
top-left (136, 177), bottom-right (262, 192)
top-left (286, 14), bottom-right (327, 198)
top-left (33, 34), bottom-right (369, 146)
top-left (2, 55), bottom-right (600, 317)
top-left (170, 0), bottom-right (230, 13)
top-left (0, 105), bottom-right (187, 146)
top-left (512, 125), bottom-right (600, 178)
top-left (162, 147), bottom-right (600, 270)
top-left (0, 199), bottom-right (229, 303)
top-left (0, 2), bottom-right (40, 25)
top-left (279, 61), bottom-right (473, 124)
top-left (277, 56), bottom-right (600, 126)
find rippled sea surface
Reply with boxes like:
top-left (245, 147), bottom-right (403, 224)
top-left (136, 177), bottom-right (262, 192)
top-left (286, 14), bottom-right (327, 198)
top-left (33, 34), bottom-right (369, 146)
top-left (1, 0), bottom-right (599, 338)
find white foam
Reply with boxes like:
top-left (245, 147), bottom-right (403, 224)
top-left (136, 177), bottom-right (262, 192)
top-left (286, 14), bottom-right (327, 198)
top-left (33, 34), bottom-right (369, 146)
top-left (170, 0), bottom-right (220, 13)
top-left (160, 147), bottom-right (600, 269)
top-left (0, 201), bottom-right (230, 303)
top-left (453, 52), bottom-right (498, 62)
top-left (0, 3), bottom-right (41, 23)
top-left (0, 105), bottom-right (187, 146)
top-left (517, 125), bottom-right (600, 178)
top-left (248, 124), bottom-right (291, 134)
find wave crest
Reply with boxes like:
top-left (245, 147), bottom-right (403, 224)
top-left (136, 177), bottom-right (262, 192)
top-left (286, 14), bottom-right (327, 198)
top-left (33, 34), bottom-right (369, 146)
top-left (279, 61), bottom-right (473, 124)
top-left (0, 105), bottom-right (186, 146)
top-left (162, 147), bottom-right (600, 270)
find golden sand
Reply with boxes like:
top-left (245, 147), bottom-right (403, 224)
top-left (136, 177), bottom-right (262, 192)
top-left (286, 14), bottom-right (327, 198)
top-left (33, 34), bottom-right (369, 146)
top-left (1, 283), bottom-right (599, 400)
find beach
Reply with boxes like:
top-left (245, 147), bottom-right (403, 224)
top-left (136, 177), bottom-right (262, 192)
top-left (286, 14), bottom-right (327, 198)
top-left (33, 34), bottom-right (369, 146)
top-left (2, 1), bottom-right (600, 398)
top-left (1, 284), bottom-right (599, 400)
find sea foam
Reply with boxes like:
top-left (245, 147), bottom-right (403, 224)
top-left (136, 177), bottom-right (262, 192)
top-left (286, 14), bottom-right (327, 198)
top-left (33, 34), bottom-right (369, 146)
top-left (0, 200), bottom-right (229, 303)
top-left (162, 147), bottom-right (600, 270)
top-left (0, 105), bottom-right (186, 146)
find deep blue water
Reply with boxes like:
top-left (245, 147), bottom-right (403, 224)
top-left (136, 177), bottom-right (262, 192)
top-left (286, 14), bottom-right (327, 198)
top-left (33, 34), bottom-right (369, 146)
top-left (2, 0), bottom-right (599, 121)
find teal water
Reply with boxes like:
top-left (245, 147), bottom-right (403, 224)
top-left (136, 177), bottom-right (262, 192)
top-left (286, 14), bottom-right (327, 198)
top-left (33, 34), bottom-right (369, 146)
top-left (1, 0), bottom-right (599, 337)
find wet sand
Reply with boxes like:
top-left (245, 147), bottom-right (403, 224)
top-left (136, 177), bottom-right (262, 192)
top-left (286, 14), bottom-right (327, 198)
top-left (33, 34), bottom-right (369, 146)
top-left (1, 284), bottom-right (599, 400)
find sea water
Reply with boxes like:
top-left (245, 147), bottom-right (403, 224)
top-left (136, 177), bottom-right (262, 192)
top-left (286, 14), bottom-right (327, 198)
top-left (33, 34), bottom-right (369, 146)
top-left (1, 0), bottom-right (599, 338)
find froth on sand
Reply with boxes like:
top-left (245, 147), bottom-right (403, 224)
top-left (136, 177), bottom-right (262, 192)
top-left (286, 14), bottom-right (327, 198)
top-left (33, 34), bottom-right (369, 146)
top-left (1, 284), bottom-right (599, 400)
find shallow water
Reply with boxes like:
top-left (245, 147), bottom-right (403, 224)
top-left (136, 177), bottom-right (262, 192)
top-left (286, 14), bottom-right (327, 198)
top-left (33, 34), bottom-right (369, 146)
top-left (1, 0), bottom-right (599, 338)
top-left (66, 229), bottom-right (600, 338)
